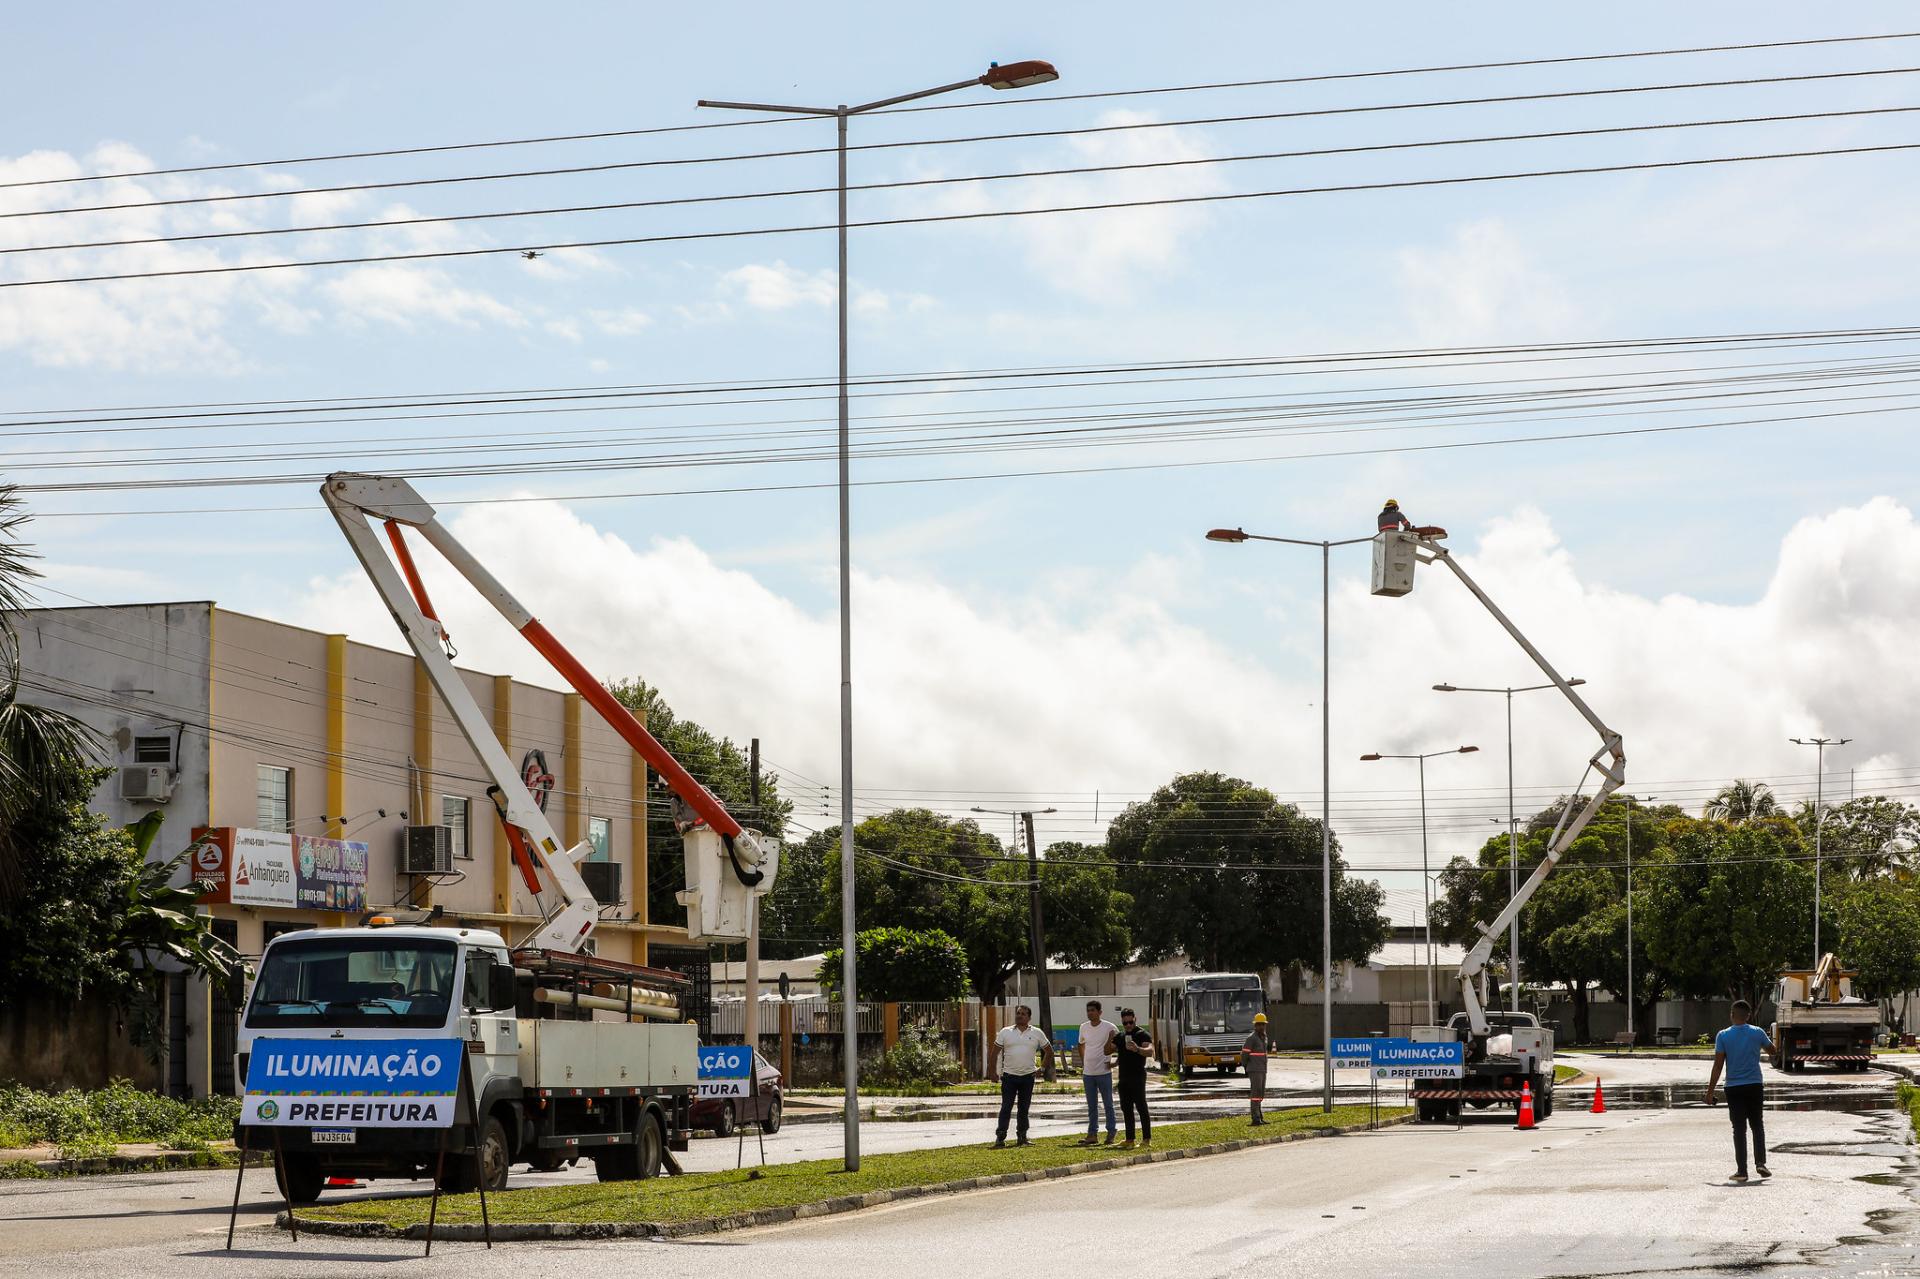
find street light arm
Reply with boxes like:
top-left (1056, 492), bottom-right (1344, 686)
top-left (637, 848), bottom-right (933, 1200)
top-left (695, 98), bottom-right (838, 115)
top-left (849, 76), bottom-right (987, 114)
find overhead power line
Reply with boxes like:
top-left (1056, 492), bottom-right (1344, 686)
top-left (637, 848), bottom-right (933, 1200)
top-left (7, 30), bottom-right (1915, 192)
top-left (8, 63), bottom-right (1916, 224)
top-left (11, 103), bottom-right (1917, 259)
top-left (7, 138), bottom-right (1920, 290)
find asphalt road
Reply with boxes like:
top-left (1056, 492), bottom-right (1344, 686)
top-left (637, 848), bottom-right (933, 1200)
top-left (0, 1053), bottom-right (1903, 1276)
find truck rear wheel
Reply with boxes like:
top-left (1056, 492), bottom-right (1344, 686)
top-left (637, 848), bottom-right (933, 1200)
top-left (595, 1109), bottom-right (665, 1181)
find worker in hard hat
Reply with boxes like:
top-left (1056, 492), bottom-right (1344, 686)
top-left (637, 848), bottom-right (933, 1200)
top-left (1242, 1012), bottom-right (1271, 1125)
top-left (1377, 498), bottom-right (1414, 533)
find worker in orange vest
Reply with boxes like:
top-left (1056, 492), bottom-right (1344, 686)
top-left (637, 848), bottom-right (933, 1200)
top-left (1377, 498), bottom-right (1414, 534)
top-left (1243, 1013), bottom-right (1271, 1125)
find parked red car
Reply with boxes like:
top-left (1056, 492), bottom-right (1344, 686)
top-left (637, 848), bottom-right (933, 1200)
top-left (690, 1049), bottom-right (784, 1136)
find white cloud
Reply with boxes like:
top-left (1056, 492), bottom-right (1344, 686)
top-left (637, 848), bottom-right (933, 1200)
top-left (321, 265), bottom-right (524, 330)
top-left (278, 495), bottom-right (1920, 867)
top-left (1396, 220), bottom-right (1580, 344)
top-left (717, 260), bottom-right (912, 316)
top-left (543, 318), bottom-right (583, 343)
top-left (589, 307), bottom-right (653, 337)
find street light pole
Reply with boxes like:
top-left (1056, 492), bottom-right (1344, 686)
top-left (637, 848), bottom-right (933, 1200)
top-left (1624, 793), bottom-right (1656, 1044)
top-left (699, 59), bottom-right (1059, 1174)
top-left (1791, 736), bottom-right (1853, 965)
top-left (1434, 678), bottom-right (1585, 1012)
top-left (973, 806), bottom-right (1059, 1081)
top-left (1207, 527), bottom-right (1373, 1113)
top-left (1359, 745), bottom-right (1480, 1025)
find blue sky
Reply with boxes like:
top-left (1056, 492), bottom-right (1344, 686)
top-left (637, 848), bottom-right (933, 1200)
top-left (7, 5), bottom-right (1920, 914)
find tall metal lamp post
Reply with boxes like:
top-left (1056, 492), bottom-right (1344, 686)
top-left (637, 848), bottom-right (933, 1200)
top-left (972, 806), bottom-right (1059, 1080)
top-left (1359, 745), bottom-right (1479, 1024)
top-left (1790, 735), bottom-right (1853, 965)
top-left (1434, 678), bottom-right (1584, 1011)
top-left (700, 58), bottom-right (1059, 1173)
top-left (1623, 793), bottom-right (1657, 1043)
top-left (1205, 526), bottom-right (1374, 1113)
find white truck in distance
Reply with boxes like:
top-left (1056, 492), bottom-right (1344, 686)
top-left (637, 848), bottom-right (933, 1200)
top-left (1772, 953), bottom-right (1879, 1071)
top-left (241, 924), bottom-right (697, 1201)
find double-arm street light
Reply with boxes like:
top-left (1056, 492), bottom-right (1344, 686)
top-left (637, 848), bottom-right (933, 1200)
top-left (700, 58), bottom-right (1058, 1174)
top-left (1624, 793), bottom-right (1658, 1042)
top-left (972, 805), bottom-right (1059, 1081)
top-left (1790, 735), bottom-right (1854, 965)
top-left (1434, 678), bottom-right (1584, 1011)
top-left (1205, 526), bottom-right (1375, 1113)
top-left (1359, 745), bottom-right (1479, 1024)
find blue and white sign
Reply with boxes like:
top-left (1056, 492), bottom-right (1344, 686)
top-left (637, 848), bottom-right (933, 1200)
top-left (1369, 1039), bottom-right (1464, 1080)
top-left (242, 1037), bottom-right (463, 1128)
top-left (1330, 1038), bottom-right (1378, 1068)
top-left (697, 1045), bottom-right (753, 1099)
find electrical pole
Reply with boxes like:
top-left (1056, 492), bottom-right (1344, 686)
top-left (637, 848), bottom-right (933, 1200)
top-left (974, 805), bottom-right (1058, 1081)
top-left (744, 738), bottom-right (761, 1052)
top-left (1792, 736), bottom-right (1853, 965)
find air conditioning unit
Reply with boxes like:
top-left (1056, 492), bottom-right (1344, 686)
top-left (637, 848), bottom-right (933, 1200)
top-left (119, 765), bottom-right (175, 804)
top-left (579, 861), bottom-right (622, 907)
top-left (400, 825), bottom-right (453, 875)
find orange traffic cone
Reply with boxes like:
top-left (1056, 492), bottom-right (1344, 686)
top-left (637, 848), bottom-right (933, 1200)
top-left (1589, 1077), bottom-right (1607, 1114)
top-left (1514, 1080), bottom-right (1536, 1130)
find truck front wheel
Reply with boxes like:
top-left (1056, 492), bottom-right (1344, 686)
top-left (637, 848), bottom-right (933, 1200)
top-left (440, 1115), bottom-right (509, 1193)
top-left (275, 1153), bottom-right (324, 1205)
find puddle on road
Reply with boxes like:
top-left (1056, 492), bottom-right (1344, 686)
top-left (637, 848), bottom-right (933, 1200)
top-left (1588, 1080), bottom-right (1896, 1113)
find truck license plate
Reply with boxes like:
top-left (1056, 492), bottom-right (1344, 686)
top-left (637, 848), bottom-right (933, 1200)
top-left (311, 1129), bottom-right (357, 1145)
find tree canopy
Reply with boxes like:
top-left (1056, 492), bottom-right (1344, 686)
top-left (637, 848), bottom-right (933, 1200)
top-left (1638, 820), bottom-right (1814, 1004)
top-left (818, 926), bottom-right (970, 1001)
top-left (1107, 772), bottom-right (1387, 976)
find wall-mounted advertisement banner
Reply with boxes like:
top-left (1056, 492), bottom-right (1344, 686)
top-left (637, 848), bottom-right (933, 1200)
top-left (195, 827), bottom-right (368, 911)
top-left (241, 1037), bottom-right (463, 1128)
top-left (697, 1045), bottom-right (753, 1098)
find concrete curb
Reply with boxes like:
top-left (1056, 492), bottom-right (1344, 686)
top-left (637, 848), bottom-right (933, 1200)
top-left (6, 1148), bottom-right (248, 1177)
top-left (283, 1115), bottom-right (1412, 1242)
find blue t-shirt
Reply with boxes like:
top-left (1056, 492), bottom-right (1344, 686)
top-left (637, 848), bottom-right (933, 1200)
top-left (1715, 1023), bottom-right (1770, 1087)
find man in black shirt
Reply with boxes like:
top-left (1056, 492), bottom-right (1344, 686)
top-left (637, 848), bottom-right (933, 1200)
top-left (1115, 1007), bottom-right (1153, 1148)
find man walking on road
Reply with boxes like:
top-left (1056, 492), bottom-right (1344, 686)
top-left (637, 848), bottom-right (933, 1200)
top-left (1706, 999), bottom-right (1773, 1183)
top-left (1243, 1012), bottom-right (1271, 1125)
top-left (1115, 1007), bottom-right (1153, 1149)
top-left (991, 1005), bottom-right (1052, 1148)
top-left (1077, 1000), bottom-right (1119, 1145)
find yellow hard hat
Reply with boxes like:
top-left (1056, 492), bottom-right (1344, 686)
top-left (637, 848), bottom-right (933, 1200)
top-left (1384, 498), bottom-right (1399, 508)
top-left (1253, 1013), bottom-right (1268, 1024)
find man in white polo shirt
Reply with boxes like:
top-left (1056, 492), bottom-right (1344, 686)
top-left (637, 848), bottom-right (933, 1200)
top-left (991, 1004), bottom-right (1053, 1148)
top-left (1077, 1000), bottom-right (1120, 1145)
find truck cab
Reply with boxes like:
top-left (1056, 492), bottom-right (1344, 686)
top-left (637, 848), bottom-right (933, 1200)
top-left (239, 921), bottom-right (694, 1202)
top-left (1410, 1010), bottom-right (1555, 1122)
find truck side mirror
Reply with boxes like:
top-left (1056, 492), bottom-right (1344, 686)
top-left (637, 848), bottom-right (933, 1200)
top-left (491, 961), bottom-right (519, 1012)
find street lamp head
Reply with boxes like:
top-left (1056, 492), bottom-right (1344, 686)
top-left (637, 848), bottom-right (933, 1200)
top-left (1359, 753), bottom-right (1383, 761)
top-left (1432, 683), bottom-right (1457, 692)
top-left (1039, 807), bottom-right (1058, 815)
top-left (982, 59), bottom-right (1059, 90)
top-left (1205, 527), bottom-right (1249, 543)
top-left (1458, 745), bottom-right (1479, 754)
top-left (1566, 678), bottom-right (1587, 687)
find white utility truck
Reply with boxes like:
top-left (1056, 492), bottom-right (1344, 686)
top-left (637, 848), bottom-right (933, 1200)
top-left (1371, 522), bottom-right (1624, 1124)
top-left (237, 474), bottom-right (778, 1201)
top-left (1772, 953), bottom-right (1879, 1072)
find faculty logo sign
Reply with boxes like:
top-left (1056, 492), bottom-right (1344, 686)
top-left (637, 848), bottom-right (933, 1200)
top-left (242, 1037), bottom-right (463, 1129)
top-left (195, 827), bottom-right (367, 911)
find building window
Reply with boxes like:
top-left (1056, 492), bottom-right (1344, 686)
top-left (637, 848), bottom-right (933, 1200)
top-left (133, 735), bottom-right (173, 764)
top-left (587, 815), bottom-right (611, 863)
top-left (256, 765), bottom-right (292, 831)
top-left (442, 796), bottom-right (471, 859)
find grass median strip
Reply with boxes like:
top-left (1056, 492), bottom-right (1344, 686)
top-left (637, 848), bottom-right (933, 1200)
top-left (301, 1105), bottom-right (1400, 1233)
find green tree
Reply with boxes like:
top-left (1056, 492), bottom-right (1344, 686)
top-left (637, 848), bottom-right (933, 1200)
top-left (1107, 772), bottom-right (1387, 977)
top-left (604, 678), bottom-right (792, 933)
top-left (1793, 796), bottom-right (1920, 879)
top-left (1834, 877), bottom-right (1920, 1030)
top-left (804, 809), bottom-right (1132, 999)
top-left (1703, 779), bottom-right (1778, 824)
top-left (1637, 821), bottom-right (1815, 1004)
top-left (817, 926), bottom-right (970, 1001)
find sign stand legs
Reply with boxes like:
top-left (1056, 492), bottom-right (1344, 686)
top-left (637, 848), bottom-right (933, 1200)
top-left (272, 1128), bottom-right (297, 1242)
top-left (425, 1066), bottom-right (492, 1257)
top-left (736, 1054), bottom-right (766, 1169)
top-left (224, 1126), bottom-right (251, 1250)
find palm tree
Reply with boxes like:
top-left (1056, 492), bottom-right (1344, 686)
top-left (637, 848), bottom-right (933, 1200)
top-left (1704, 779), bottom-right (1779, 824)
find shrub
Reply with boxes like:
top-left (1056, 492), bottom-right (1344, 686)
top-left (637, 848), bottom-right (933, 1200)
top-left (867, 1026), bottom-right (965, 1089)
top-left (55, 1130), bottom-right (115, 1164)
top-left (0, 1080), bottom-right (238, 1146)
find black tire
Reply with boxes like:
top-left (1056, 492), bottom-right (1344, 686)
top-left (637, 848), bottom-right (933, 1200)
top-left (1537, 1085), bottom-right (1554, 1120)
top-left (713, 1102), bottom-right (736, 1138)
top-left (763, 1097), bottom-right (782, 1134)
top-left (1415, 1098), bottom-right (1439, 1123)
top-left (440, 1115), bottom-right (509, 1193)
top-left (635, 1110), bottom-right (664, 1180)
top-left (274, 1153), bottom-right (324, 1205)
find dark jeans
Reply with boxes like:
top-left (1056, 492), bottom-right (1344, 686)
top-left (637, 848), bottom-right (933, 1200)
top-left (1119, 1075), bottom-right (1150, 1141)
top-left (1726, 1082), bottom-right (1766, 1173)
top-left (996, 1072), bottom-right (1036, 1140)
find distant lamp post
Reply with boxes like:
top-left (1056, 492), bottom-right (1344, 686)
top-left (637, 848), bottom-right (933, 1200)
top-left (1435, 678), bottom-right (1585, 1011)
top-left (1204, 524), bottom-right (1374, 1112)
top-left (1790, 735), bottom-right (1854, 965)
top-left (1624, 793), bottom-right (1658, 1043)
top-left (1360, 745), bottom-right (1479, 1024)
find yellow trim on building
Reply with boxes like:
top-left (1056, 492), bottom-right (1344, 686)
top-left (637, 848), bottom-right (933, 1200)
top-left (412, 657), bottom-right (435, 910)
top-left (563, 693), bottom-right (583, 848)
top-left (323, 634), bottom-right (350, 927)
top-left (491, 675), bottom-right (513, 914)
top-left (631, 712), bottom-right (649, 965)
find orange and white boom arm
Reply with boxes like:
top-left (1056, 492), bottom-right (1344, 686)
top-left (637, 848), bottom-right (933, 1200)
top-left (322, 472), bottom-right (773, 950)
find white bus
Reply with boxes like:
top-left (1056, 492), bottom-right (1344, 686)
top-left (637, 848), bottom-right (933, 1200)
top-left (1147, 973), bottom-right (1264, 1074)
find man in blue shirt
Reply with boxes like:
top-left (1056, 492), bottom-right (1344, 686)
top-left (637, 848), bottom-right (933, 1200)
top-left (1706, 1000), bottom-right (1774, 1183)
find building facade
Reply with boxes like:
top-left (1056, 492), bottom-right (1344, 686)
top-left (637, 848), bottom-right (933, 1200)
top-left (20, 602), bottom-right (691, 1097)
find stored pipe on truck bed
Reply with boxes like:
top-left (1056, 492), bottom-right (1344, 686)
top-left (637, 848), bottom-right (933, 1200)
top-left (533, 987), bottom-right (683, 1022)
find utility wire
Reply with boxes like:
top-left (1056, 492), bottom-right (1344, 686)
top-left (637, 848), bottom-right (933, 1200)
top-left (7, 30), bottom-right (1914, 192)
top-left (12, 103), bottom-right (1918, 258)
top-left (8, 139), bottom-right (1919, 291)
top-left (8, 64), bottom-right (1915, 225)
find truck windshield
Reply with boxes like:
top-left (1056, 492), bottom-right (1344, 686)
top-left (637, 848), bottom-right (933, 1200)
top-left (1186, 989), bottom-right (1263, 1032)
top-left (246, 937), bottom-right (457, 1029)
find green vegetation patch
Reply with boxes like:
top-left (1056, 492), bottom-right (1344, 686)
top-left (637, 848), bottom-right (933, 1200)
top-left (0, 1079), bottom-right (239, 1150)
top-left (305, 1105), bottom-right (1399, 1229)
top-left (1553, 1064), bottom-right (1583, 1084)
top-left (1896, 1080), bottom-right (1920, 1141)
